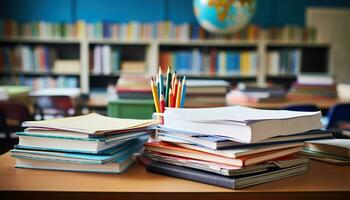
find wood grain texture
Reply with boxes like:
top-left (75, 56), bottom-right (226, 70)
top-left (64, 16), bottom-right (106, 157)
top-left (1, 152), bottom-right (350, 199)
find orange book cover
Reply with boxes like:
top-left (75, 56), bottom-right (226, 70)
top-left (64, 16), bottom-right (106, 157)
top-left (145, 141), bottom-right (300, 167)
top-left (159, 52), bottom-right (170, 72)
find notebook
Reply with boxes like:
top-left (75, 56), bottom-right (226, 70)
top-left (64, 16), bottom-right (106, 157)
top-left (163, 106), bottom-right (323, 143)
top-left (145, 142), bottom-right (302, 167)
top-left (12, 136), bottom-right (147, 164)
top-left (16, 131), bottom-right (150, 154)
top-left (143, 152), bottom-right (309, 176)
top-left (14, 153), bottom-right (135, 174)
top-left (304, 139), bottom-right (350, 157)
top-left (144, 159), bottom-right (308, 189)
top-left (22, 113), bottom-right (158, 135)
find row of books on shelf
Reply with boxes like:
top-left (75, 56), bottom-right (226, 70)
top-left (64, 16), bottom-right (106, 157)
top-left (90, 45), bottom-right (120, 75)
top-left (0, 45), bottom-right (81, 74)
top-left (90, 45), bottom-right (146, 75)
top-left (0, 45), bottom-right (56, 72)
top-left (266, 26), bottom-right (316, 43)
top-left (160, 50), bottom-right (258, 76)
top-left (0, 20), bottom-right (85, 39)
top-left (16, 76), bottom-right (79, 91)
top-left (0, 20), bottom-right (317, 42)
top-left (266, 49), bottom-right (302, 75)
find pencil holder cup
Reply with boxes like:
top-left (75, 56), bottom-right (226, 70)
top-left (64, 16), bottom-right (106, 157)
top-left (152, 112), bottom-right (164, 125)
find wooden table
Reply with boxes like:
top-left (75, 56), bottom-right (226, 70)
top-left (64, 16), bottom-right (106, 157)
top-left (0, 152), bottom-right (349, 200)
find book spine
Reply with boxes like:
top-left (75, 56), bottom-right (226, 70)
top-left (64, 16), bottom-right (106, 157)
top-left (146, 161), bottom-right (235, 189)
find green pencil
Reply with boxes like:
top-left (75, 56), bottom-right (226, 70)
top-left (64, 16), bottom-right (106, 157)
top-left (165, 66), bottom-right (172, 107)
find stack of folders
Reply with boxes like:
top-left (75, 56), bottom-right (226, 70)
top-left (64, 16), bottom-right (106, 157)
top-left (11, 113), bottom-right (158, 174)
top-left (141, 106), bottom-right (334, 189)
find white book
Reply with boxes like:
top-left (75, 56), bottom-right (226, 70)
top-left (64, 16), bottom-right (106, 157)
top-left (268, 51), bottom-right (280, 75)
top-left (163, 106), bottom-right (323, 143)
top-left (102, 45), bottom-right (112, 75)
top-left (297, 74), bottom-right (334, 85)
top-left (93, 45), bottom-right (102, 74)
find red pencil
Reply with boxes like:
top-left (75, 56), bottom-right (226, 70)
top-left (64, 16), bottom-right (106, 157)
top-left (160, 93), bottom-right (165, 113)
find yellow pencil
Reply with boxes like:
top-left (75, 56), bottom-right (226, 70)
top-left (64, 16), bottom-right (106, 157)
top-left (151, 77), bottom-right (160, 113)
top-left (175, 80), bottom-right (182, 108)
top-left (168, 88), bottom-right (173, 107)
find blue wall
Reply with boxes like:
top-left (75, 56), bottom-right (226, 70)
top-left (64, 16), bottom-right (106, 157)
top-left (0, 0), bottom-right (349, 26)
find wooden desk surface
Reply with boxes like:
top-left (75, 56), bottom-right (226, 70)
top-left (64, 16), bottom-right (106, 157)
top-left (0, 152), bottom-right (349, 200)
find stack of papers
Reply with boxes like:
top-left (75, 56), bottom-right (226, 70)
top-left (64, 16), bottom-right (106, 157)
top-left (11, 113), bottom-right (158, 173)
top-left (163, 106), bottom-right (323, 143)
top-left (142, 106), bottom-right (331, 189)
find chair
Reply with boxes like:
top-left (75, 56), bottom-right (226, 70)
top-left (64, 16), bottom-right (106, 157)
top-left (326, 103), bottom-right (350, 130)
top-left (0, 102), bottom-right (33, 154)
top-left (282, 104), bottom-right (321, 112)
top-left (33, 95), bottom-right (76, 120)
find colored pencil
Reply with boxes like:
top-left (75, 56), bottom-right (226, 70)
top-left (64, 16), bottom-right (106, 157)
top-left (171, 71), bottom-right (176, 92)
top-left (160, 93), bottom-right (165, 113)
top-left (169, 88), bottom-right (173, 107)
top-left (173, 78), bottom-right (178, 107)
top-left (175, 80), bottom-right (182, 108)
top-left (180, 76), bottom-right (186, 108)
top-left (151, 77), bottom-right (160, 113)
top-left (158, 67), bottom-right (164, 98)
top-left (165, 66), bottom-right (172, 107)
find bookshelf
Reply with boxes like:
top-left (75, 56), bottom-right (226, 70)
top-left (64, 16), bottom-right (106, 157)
top-left (0, 37), bottom-right (331, 95)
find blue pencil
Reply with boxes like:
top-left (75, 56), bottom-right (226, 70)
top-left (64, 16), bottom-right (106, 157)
top-left (180, 76), bottom-right (186, 108)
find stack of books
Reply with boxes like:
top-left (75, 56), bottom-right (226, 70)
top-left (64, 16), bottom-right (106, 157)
top-left (299, 139), bottom-right (350, 165)
top-left (141, 106), bottom-right (333, 189)
top-left (226, 82), bottom-right (286, 104)
top-left (116, 75), bottom-right (152, 99)
top-left (11, 113), bottom-right (157, 173)
top-left (288, 74), bottom-right (337, 99)
top-left (184, 80), bottom-right (229, 107)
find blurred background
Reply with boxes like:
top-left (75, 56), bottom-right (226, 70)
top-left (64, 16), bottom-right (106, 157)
top-left (0, 0), bottom-right (350, 153)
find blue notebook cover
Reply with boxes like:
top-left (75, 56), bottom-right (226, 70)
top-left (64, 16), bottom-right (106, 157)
top-left (12, 136), bottom-right (148, 165)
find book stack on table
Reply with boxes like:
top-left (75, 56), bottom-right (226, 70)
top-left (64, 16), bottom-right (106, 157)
top-left (11, 113), bottom-right (158, 173)
top-left (299, 139), bottom-right (350, 165)
top-left (141, 106), bottom-right (333, 189)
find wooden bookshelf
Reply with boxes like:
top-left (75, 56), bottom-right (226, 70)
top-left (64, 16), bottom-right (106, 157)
top-left (0, 37), bottom-right (331, 95)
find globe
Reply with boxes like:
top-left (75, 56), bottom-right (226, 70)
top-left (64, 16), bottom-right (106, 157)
top-left (193, 0), bottom-right (256, 34)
